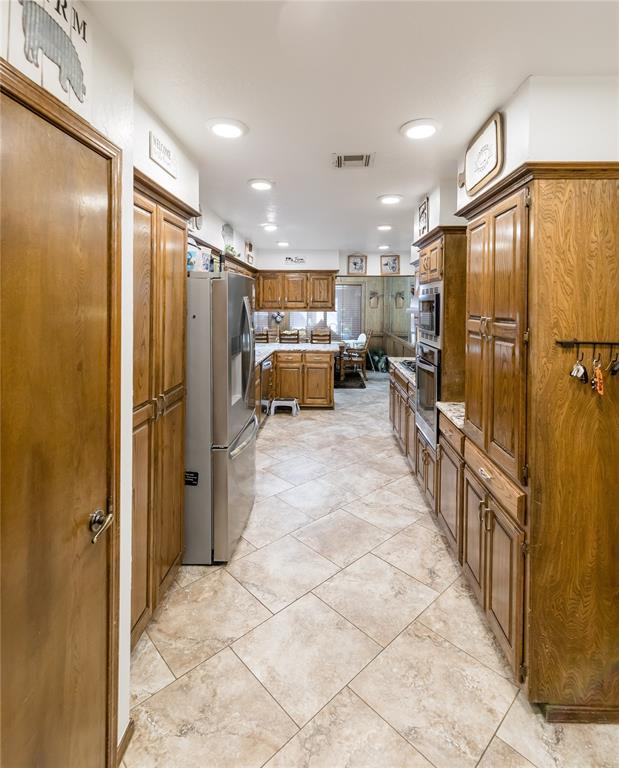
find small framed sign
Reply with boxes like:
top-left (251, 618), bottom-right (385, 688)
top-left (380, 254), bottom-right (400, 275)
top-left (464, 111), bottom-right (504, 195)
top-left (418, 196), bottom-right (429, 237)
top-left (149, 130), bottom-right (178, 178)
top-left (347, 253), bottom-right (367, 275)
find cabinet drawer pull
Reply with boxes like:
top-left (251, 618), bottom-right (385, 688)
top-left (479, 467), bottom-right (493, 481)
top-left (478, 499), bottom-right (485, 522)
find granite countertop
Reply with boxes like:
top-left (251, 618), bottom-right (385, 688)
top-left (436, 401), bottom-right (465, 430)
top-left (388, 356), bottom-right (416, 387)
top-left (255, 342), bottom-right (341, 366)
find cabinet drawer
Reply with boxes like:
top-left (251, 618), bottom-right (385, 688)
top-left (439, 412), bottom-right (465, 456)
top-left (465, 440), bottom-right (526, 526)
top-left (394, 368), bottom-right (408, 391)
top-left (303, 352), bottom-right (332, 364)
top-left (276, 352), bottom-right (303, 363)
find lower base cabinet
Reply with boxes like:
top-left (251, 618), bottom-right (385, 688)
top-left (415, 426), bottom-right (437, 511)
top-left (405, 400), bottom-right (416, 471)
top-left (437, 436), bottom-right (463, 561)
top-left (274, 352), bottom-right (334, 407)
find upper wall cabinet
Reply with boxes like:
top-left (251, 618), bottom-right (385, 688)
top-left (256, 271), bottom-right (337, 310)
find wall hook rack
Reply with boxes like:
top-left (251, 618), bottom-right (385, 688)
top-left (555, 339), bottom-right (619, 348)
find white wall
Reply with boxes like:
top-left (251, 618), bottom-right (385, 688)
top-left (257, 249), bottom-right (340, 271)
top-left (412, 178), bottom-right (464, 248)
top-left (134, 97), bottom-right (200, 210)
top-left (456, 76), bottom-right (618, 209)
top-left (191, 202), bottom-right (248, 261)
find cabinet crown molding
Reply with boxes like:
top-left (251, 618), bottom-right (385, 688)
top-left (134, 168), bottom-right (200, 220)
top-left (455, 161), bottom-right (619, 220)
top-left (413, 225), bottom-right (466, 249)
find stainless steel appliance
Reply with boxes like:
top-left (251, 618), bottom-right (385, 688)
top-left (416, 341), bottom-right (440, 444)
top-left (184, 271), bottom-right (257, 564)
top-left (418, 282), bottom-right (441, 346)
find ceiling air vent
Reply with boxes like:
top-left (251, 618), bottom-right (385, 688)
top-left (331, 153), bottom-right (375, 169)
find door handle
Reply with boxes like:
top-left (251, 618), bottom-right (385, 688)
top-left (89, 508), bottom-right (114, 544)
top-left (478, 499), bottom-right (485, 522)
top-left (230, 414), bottom-right (259, 458)
top-left (484, 507), bottom-right (493, 533)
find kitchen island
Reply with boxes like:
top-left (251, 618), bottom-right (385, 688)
top-left (255, 342), bottom-right (341, 413)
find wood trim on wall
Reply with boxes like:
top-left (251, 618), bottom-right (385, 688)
top-left (116, 719), bottom-right (135, 766)
top-left (413, 224), bottom-right (467, 249)
top-left (0, 58), bottom-right (123, 768)
top-left (134, 168), bottom-right (200, 220)
top-left (224, 251), bottom-right (258, 275)
top-left (456, 161), bottom-right (619, 220)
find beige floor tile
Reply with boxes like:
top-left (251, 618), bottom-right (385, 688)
top-left (265, 687), bottom-right (432, 768)
top-left (227, 535), bottom-right (339, 612)
top-left (373, 523), bottom-right (460, 592)
top-left (351, 622), bottom-right (518, 768)
top-left (229, 537), bottom-right (257, 561)
top-left (360, 448), bottom-right (411, 479)
top-left (293, 509), bottom-right (391, 567)
top-left (242, 496), bottom-right (312, 548)
top-left (125, 648), bottom-right (296, 768)
top-left (322, 462), bottom-right (394, 498)
top-left (256, 451), bottom-right (277, 471)
top-left (478, 737), bottom-right (536, 767)
top-left (148, 569), bottom-right (270, 676)
top-left (498, 692), bottom-right (619, 768)
top-left (255, 470), bottom-right (295, 501)
top-left (173, 564), bottom-right (221, 590)
top-left (418, 577), bottom-right (511, 677)
top-left (277, 477), bottom-right (358, 519)
top-left (343, 486), bottom-right (429, 534)
top-left (267, 456), bottom-right (330, 486)
top-left (383, 473), bottom-right (429, 501)
top-left (233, 593), bottom-right (380, 726)
top-left (130, 632), bottom-right (174, 708)
top-left (314, 554), bottom-right (439, 646)
top-left (256, 443), bottom-right (313, 464)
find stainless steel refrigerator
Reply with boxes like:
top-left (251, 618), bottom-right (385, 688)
top-left (184, 271), bottom-right (257, 564)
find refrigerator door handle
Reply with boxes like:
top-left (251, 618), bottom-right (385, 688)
top-left (230, 414), bottom-right (259, 458)
top-left (242, 294), bottom-right (255, 407)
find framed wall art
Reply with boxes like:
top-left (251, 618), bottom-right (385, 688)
top-left (347, 253), bottom-right (367, 275)
top-left (418, 196), bottom-right (429, 237)
top-left (464, 111), bottom-right (504, 195)
top-left (380, 254), bottom-right (400, 275)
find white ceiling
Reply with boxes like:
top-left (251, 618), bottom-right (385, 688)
top-left (92, 1), bottom-right (617, 255)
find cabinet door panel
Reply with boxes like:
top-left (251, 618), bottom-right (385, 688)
top-left (406, 404), bottom-right (416, 470)
top-left (308, 274), bottom-right (334, 309)
top-left (303, 362), bottom-right (332, 406)
top-left (426, 447), bottom-right (436, 507)
top-left (258, 273), bottom-right (283, 308)
top-left (158, 208), bottom-right (187, 396)
top-left (462, 468), bottom-right (486, 606)
top-left (416, 428), bottom-right (426, 487)
top-left (437, 438), bottom-right (462, 559)
top-left (131, 413), bottom-right (152, 645)
top-left (486, 190), bottom-right (527, 483)
top-left (428, 239), bottom-right (443, 281)
top-left (283, 273), bottom-right (308, 308)
top-left (486, 499), bottom-right (524, 677)
top-left (157, 398), bottom-right (184, 592)
top-left (277, 364), bottom-right (303, 401)
top-left (467, 218), bottom-right (488, 319)
top-left (133, 194), bottom-right (156, 408)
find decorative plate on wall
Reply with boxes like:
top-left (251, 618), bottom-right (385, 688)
top-left (464, 111), bottom-right (504, 195)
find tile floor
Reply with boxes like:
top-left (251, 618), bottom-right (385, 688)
top-left (124, 375), bottom-right (618, 768)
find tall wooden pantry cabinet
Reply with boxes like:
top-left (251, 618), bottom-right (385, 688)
top-left (131, 171), bottom-right (198, 647)
top-left (457, 162), bottom-right (619, 723)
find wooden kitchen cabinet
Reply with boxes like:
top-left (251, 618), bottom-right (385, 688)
top-left (437, 436), bottom-right (463, 561)
top-left (462, 467), bottom-right (487, 606)
top-left (256, 271), bottom-right (337, 310)
top-left (418, 237), bottom-right (444, 284)
top-left (415, 425), bottom-right (437, 512)
top-left (464, 188), bottom-right (528, 485)
top-left (283, 272), bottom-right (308, 308)
top-left (131, 176), bottom-right (195, 646)
top-left (406, 399), bottom-right (416, 471)
top-left (276, 360), bottom-right (303, 401)
top-left (303, 354), bottom-right (333, 406)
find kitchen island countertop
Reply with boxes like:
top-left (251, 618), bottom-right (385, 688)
top-left (255, 342), bottom-right (341, 366)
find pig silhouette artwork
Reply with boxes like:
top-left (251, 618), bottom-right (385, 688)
top-left (19, 0), bottom-right (86, 102)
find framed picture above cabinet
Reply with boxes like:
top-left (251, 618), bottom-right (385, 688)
top-left (347, 253), bottom-right (367, 274)
top-left (464, 111), bottom-right (504, 195)
top-left (418, 196), bottom-right (429, 237)
top-left (381, 254), bottom-right (400, 275)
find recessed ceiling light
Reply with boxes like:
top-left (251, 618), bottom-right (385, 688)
top-left (262, 223), bottom-right (277, 232)
top-left (378, 194), bottom-right (403, 205)
top-left (207, 118), bottom-right (248, 138)
top-left (277, 241), bottom-right (289, 248)
top-left (377, 224), bottom-right (392, 231)
top-left (400, 119), bottom-right (438, 140)
top-left (378, 245), bottom-right (390, 251)
top-left (249, 179), bottom-right (273, 191)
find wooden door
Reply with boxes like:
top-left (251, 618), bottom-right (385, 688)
top-left (485, 495), bottom-right (525, 678)
top-left (437, 438), bottom-right (462, 559)
top-left (303, 359), bottom-right (333, 406)
top-left (257, 272), bottom-right (283, 308)
top-left (277, 363), bottom-right (303, 401)
top-left (485, 190), bottom-right (528, 484)
top-left (427, 238), bottom-right (443, 281)
top-left (133, 193), bottom-right (156, 409)
top-left (398, 392), bottom-right (408, 453)
top-left (426, 446), bottom-right (436, 508)
top-left (308, 273), bottom-right (335, 308)
top-left (462, 468), bottom-right (487, 606)
top-left (1, 67), bottom-right (120, 767)
top-left (418, 248), bottom-right (430, 284)
top-left (283, 272), bottom-right (308, 308)
top-left (415, 428), bottom-right (426, 488)
top-left (464, 215), bottom-right (489, 448)
top-left (131, 406), bottom-right (154, 646)
top-left (406, 403), bottom-right (416, 470)
top-left (389, 381), bottom-right (396, 427)
top-left (156, 396), bottom-right (185, 591)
